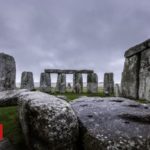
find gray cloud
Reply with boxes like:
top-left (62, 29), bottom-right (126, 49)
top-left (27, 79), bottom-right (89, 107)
top-left (0, 0), bottom-right (150, 83)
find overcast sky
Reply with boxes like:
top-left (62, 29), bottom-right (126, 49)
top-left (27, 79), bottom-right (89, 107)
top-left (0, 0), bottom-right (150, 83)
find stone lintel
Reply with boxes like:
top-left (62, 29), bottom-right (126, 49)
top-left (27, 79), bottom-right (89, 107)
top-left (125, 39), bottom-right (150, 58)
top-left (45, 69), bottom-right (94, 74)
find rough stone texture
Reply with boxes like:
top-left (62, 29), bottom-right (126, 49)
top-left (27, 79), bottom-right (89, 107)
top-left (73, 73), bottom-right (83, 93)
top-left (114, 84), bottom-right (120, 97)
top-left (40, 72), bottom-right (51, 92)
top-left (71, 97), bottom-right (150, 150)
top-left (0, 53), bottom-right (16, 91)
top-left (0, 89), bottom-right (28, 106)
top-left (139, 49), bottom-right (150, 100)
top-left (87, 73), bottom-right (98, 93)
top-left (121, 39), bottom-right (150, 101)
top-left (21, 72), bottom-right (34, 90)
top-left (56, 95), bottom-right (68, 101)
top-left (125, 39), bottom-right (150, 58)
top-left (104, 73), bottom-right (114, 96)
top-left (56, 73), bottom-right (66, 93)
top-left (18, 91), bottom-right (78, 150)
top-left (121, 55), bottom-right (140, 99)
top-left (0, 138), bottom-right (15, 150)
top-left (45, 69), bottom-right (94, 74)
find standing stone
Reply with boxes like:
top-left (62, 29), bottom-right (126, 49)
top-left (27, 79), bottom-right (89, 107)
top-left (104, 73), bottom-right (114, 96)
top-left (21, 72), bottom-right (34, 90)
top-left (56, 73), bottom-right (61, 92)
top-left (114, 84), bottom-right (120, 97)
top-left (0, 53), bottom-right (16, 91)
top-left (73, 73), bottom-right (83, 93)
top-left (40, 72), bottom-right (51, 92)
top-left (139, 49), bottom-right (150, 100)
top-left (121, 55), bottom-right (140, 99)
top-left (87, 73), bottom-right (98, 93)
top-left (67, 83), bottom-right (72, 89)
top-left (56, 73), bottom-right (66, 93)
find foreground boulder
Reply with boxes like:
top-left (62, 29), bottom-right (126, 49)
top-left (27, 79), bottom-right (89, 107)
top-left (0, 53), bottom-right (16, 91)
top-left (18, 91), bottom-right (78, 150)
top-left (71, 97), bottom-right (150, 150)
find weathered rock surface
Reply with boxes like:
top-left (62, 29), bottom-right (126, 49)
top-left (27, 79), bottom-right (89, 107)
top-left (0, 53), bottom-right (16, 91)
top-left (125, 39), bottom-right (150, 58)
top-left (56, 73), bottom-right (66, 93)
top-left (0, 89), bottom-right (28, 106)
top-left (18, 91), bottom-right (78, 150)
top-left (121, 55), bottom-right (140, 99)
top-left (121, 39), bottom-right (150, 101)
top-left (104, 73), bottom-right (114, 95)
top-left (56, 95), bottom-right (68, 101)
top-left (87, 73), bottom-right (98, 93)
top-left (40, 72), bottom-right (51, 92)
top-left (21, 72), bottom-right (34, 90)
top-left (139, 49), bottom-right (150, 100)
top-left (45, 69), bottom-right (94, 74)
top-left (0, 138), bottom-right (15, 150)
top-left (73, 73), bottom-right (83, 93)
top-left (71, 97), bottom-right (150, 150)
top-left (114, 84), bottom-right (120, 97)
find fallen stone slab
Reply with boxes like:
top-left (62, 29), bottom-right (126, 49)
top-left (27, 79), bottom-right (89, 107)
top-left (18, 91), bottom-right (79, 150)
top-left (71, 97), bottom-right (150, 150)
top-left (0, 138), bottom-right (15, 150)
top-left (0, 89), bottom-right (28, 106)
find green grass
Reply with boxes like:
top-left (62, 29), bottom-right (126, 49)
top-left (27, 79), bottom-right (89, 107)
top-left (46, 86), bottom-right (106, 101)
top-left (53, 92), bottom-right (106, 101)
top-left (136, 99), bottom-right (150, 104)
top-left (0, 106), bottom-right (27, 150)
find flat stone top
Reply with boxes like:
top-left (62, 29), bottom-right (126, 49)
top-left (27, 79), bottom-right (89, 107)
top-left (0, 53), bottom-right (14, 59)
top-left (71, 97), bottom-right (150, 141)
top-left (45, 69), bottom-right (94, 74)
top-left (125, 39), bottom-right (150, 58)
